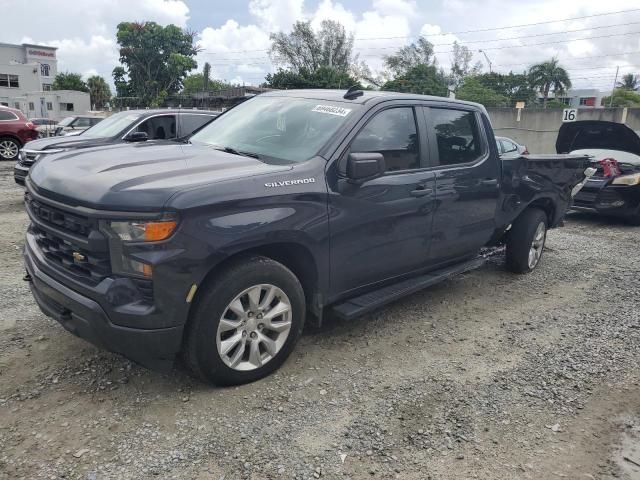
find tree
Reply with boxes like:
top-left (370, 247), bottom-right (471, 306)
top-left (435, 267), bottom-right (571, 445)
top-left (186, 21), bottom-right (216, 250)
top-left (456, 77), bottom-right (509, 107)
top-left (269, 20), bottom-right (355, 74)
top-left (467, 72), bottom-right (537, 106)
top-left (52, 72), bottom-right (88, 92)
top-left (202, 62), bottom-right (211, 91)
top-left (381, 64), bottom-right (448, 96)
top-left (182, 74), bottom-right (232, 94)
top-left (616, 73), bottom-right (639, 91)
top-left (383, 38), bottom-right (436, 76)
top-left (114, 21), bottom-right (198, 105)
top-left (449, 42), bottom-right (479, 90)
top-left (112, 66), bottom-right (130, 97)
top-left (263, 66), bottom-right (361, 90)
top-left (601, 88), bottom-right (640, 107)
top-left (528, 58), bottom-right (572, 108)
top-left (86, 75), bottom-right (111, 109)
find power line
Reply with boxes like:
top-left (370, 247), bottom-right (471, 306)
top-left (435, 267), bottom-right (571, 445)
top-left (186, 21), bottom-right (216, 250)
top-left (366, 7), bottom-right (640, 38)
top-left (198, 8), bottom-right (640, 55)
top-left (202, 31), bottom-right (640, 65)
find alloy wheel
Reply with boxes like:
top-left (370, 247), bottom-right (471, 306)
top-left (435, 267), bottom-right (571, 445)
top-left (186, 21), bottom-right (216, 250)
top-left (0, 140), bottom-right (19, 160)
top-left (216, 284), bottom-right (292, 371)
top-left (528, 221), bottom-right (546, 269)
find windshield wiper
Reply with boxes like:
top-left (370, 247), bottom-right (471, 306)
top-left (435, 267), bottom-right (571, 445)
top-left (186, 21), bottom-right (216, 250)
top-left (214, 146), bottom-right (261, 159)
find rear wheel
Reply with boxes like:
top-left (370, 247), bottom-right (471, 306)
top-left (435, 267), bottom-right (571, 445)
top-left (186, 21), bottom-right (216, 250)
top-left (506, 208), bottom-right (548, 273)
top-left (0, 137), bottom-right (20, 161)
top-left (184, 256), bottom-right (305, 385)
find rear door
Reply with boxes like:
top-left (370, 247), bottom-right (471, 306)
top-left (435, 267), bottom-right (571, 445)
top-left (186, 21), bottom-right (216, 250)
top-left (424, 106), bottom-right (501, 263)
top-left (327, 103), bottom-right (437, 296)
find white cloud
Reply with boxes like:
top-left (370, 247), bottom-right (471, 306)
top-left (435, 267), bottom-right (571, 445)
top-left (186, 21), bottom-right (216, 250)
top-left (248, 0), bottom-right (304, 32)
top-left (371, 0), bottom-right (416, 18)
top-left (3, 0), bottom-right (640, 92)
top-left (2, 0), bottom-right (190, 85)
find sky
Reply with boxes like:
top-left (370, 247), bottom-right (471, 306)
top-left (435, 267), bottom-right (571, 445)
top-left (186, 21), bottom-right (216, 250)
top-left (1, 0), bottom-right (640, 93)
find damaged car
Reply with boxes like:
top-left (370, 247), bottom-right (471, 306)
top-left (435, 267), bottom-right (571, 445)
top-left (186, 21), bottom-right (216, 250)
top-left (557, 120), bottom-right (640, 225)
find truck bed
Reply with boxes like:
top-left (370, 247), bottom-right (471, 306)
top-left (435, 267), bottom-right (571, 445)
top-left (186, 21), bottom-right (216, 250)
top-left (497, 153), bottom-right (592, 230)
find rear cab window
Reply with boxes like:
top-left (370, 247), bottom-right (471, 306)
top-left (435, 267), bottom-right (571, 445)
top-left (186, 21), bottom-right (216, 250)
top-left (427, 107), bottom-right (486, 166)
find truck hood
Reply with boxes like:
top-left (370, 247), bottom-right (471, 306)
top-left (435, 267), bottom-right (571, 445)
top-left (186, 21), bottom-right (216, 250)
top-left (24, 135), bottom-right (114, 151)
top-left (28, 142), bottom-right (292, 211)
top-left (556, 121), bottom-right (640, 156)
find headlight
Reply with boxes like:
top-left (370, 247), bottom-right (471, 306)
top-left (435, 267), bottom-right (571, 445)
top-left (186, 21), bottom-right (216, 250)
top-left (612, 173), bottom-right (640, 185)
top-left (103, 216), bottom-right (178, 278)
top-left (108, 218), bottom-right (178, 242)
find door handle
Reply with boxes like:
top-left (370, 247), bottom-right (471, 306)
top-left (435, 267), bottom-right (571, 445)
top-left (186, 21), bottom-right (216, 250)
top-left (410, 186), bottom-right (433, 197)
top-left (480, 179), bottom-right (499, 186)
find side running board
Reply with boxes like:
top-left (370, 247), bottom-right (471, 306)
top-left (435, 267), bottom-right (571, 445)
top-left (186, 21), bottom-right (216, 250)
top-left (330, 257), bottom-right (485, 320)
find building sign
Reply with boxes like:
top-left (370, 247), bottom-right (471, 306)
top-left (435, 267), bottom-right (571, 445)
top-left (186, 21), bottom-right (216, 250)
top-left (28, 49), bottom-right (55, 58)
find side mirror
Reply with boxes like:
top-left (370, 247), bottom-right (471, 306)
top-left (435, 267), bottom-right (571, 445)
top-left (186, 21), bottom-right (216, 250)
top-left (346, 152), bottom-right (385, 182)
top-left (125, 131), bottom-right (149, 142)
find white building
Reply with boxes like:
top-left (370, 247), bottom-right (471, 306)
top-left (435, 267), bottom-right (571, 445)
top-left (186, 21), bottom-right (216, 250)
top-left (0, 42), bottom-right (90, 120)
top-left (537, 88), bottom-right (610, 108)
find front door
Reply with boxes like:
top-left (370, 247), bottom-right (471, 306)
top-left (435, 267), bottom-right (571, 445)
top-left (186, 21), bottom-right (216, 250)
top-left (424, 106), bottom-right (501, 263)
top-left (327, 105), bottom-right (436, 297)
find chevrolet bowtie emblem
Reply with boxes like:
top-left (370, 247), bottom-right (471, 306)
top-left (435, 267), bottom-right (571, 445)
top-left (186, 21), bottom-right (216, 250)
top-left (72, 252), bottom-right (86, 262)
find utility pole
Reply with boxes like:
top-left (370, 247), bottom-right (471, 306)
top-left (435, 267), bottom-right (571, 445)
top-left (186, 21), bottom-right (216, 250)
top-left (609, 66), bottom-right (619, 108)
top-left (479, 49), bottom-right (492, 73)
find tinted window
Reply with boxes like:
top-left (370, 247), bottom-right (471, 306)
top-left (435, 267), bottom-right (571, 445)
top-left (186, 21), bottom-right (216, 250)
top-left (0, 111), bottom-right (17, 121)
top-left (180, 114), bottom-right (216, 136)
top-left (136, 115), bottom-right (177, 140)
top-left (350, 107), bottom-right (420, 172)
top-left (431, 109), bottom-right (483, 166)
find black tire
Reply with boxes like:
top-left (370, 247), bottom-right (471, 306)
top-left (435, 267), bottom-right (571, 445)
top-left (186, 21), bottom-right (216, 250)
top-left (0, 137), bottom-right (21, 161)
top-left (505, 208), bottom-right (548, 274)
top-left (184, 256), bottom-right (305, 385)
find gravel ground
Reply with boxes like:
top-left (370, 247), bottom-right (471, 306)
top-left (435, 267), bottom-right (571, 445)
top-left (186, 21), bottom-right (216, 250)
top-left (1, 161), bottom-right (639, 480)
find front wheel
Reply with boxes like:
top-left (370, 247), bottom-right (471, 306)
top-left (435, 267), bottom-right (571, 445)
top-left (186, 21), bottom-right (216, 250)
top-left (184, 256), bottom-right (305, 385)
top-left (0, 137), bottom-right (21, 161)
top-left (506, 208), bottom-right (548, 273)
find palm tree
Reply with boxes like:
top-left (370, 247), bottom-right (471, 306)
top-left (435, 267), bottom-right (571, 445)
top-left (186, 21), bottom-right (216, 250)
top-left (528, 58), bottom-right (572, 108)
top-left (616, 73), bottom-right (639, 91)
top-left (86, 75), bottom-right (112, 110)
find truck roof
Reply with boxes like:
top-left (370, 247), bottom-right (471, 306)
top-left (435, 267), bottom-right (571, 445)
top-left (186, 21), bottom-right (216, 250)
top-left (262, 88), bottom-right (486, 110)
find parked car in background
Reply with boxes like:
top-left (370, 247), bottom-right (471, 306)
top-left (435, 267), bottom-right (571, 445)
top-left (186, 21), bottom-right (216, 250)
top-left (14, 109), bottom-right (219, 185)
top-left (23, 89), bottom-right (591, 385)
top-left (0, 106), bottom-right (38, 160)
top-left (54, 116), bottom-right (104, 136)
top-left (30, 118), bottom-right (59, 138)
top-left (557, 120), bottom-right (640, 225)
top-left (496, 136), bottom-right (529, 156)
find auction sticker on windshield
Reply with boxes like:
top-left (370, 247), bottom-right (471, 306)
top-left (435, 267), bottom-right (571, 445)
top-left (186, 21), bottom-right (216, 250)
top-left (312, 105), bottom-right (352, 117)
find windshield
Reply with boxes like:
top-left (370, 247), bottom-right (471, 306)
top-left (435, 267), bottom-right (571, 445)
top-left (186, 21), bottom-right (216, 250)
top-left (82, 112), bottom-right (143, 138)
top-left (58, 117), bottom-right (75, 127)
top-left (190, 96), bottom-right (358, 163)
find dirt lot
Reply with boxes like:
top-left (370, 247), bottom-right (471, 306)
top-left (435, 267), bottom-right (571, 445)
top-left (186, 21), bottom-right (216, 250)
top-left (1, 161), bottom-right (639, 480)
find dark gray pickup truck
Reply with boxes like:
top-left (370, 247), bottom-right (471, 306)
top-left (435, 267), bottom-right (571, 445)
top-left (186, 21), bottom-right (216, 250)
top-left (23, 88), bottom-right (590, 385)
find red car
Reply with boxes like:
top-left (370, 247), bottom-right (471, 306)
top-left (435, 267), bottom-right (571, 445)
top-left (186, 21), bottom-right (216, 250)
top-left (0, 106), bottom-right (38, 160)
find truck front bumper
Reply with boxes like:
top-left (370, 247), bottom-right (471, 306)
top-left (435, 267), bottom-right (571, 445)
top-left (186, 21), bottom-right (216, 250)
top-left (24, 244), bottom-right (184, 371)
